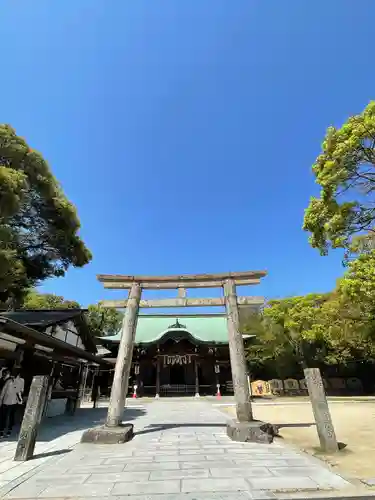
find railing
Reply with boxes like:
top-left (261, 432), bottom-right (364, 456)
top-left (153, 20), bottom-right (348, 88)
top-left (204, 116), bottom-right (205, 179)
top-left (160, 384), bottom-right (195, 395)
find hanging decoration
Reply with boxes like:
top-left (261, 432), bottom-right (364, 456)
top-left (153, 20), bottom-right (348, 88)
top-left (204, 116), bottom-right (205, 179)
top-left (162, 354), bottom-right (194, 366)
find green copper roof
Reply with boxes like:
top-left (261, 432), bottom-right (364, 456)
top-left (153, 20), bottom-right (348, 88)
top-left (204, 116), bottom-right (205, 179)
top-left (101, 314), bottom-right (229, 344)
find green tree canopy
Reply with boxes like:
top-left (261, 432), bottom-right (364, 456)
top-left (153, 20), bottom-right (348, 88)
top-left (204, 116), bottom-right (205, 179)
top-left (263, 294), bottom-right (329, 369)
top-left (20, 291), bottom-right (123, 339)
top-left (313, 290), bottom-right (375, 365)
top-left (242, 311), bottom-right (299, 379)
top-left (241, 285), bottom-right (375, 380)
top-left (86, 304), bottom-right (123, 338)
top-left (0, 125), bottom-right (91, 306)
top-left (22, 290), bottom-right (80, 309)
top-left (338, 250), bottom-right (375, 309)
top-left (303, 101), bottom-right (375, 255)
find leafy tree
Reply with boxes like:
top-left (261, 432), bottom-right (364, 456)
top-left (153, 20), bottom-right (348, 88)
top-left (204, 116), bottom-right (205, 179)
top-left (22, 290), bottom-right (80, 309)
top-left (263, 295), bottom-right (330, 370)
top-left (313, 290), bottom-right (375, 365)
top-left (303, 101), bottom-right (375, 255)
top-left (332, 252), bottom-right (375, 363)
top-left (338, 250), bottom-right (375, 307)
top-left (20, 291), bottom-right (123, 339)
top-left (0, 125), bottom-right (91, 306)
top-left (242, 311), bottom-right (299, 379)
top-left (242, 287), bottom-right (375, 379)
top-left (86, 304), bottom-right (123, 338)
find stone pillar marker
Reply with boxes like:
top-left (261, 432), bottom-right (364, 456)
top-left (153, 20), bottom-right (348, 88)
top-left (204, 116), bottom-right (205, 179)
top-left (74, 363), bottom-right (89, 411)
top-left (155, 357), bottom-right (161, 398)
top-left (106, 282), bottom-right (142, 427)
top-left (14, 375), bottom-right (49, 461)
top-left (194, 359), bottom-right (200, 398)
top-left (304, 367), bottom-right (339, 453)
top-left (224, 279), bottom-right (253, 422)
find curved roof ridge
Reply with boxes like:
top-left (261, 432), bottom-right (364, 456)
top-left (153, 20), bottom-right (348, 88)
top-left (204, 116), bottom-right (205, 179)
top-left (100, 315), bottom-right (228, 344)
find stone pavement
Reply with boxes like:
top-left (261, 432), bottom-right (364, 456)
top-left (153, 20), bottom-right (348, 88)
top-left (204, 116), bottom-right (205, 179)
top-left (0, 404), bottom-right (145, 496)
top-left (0, 400), bottom-right (373, 499)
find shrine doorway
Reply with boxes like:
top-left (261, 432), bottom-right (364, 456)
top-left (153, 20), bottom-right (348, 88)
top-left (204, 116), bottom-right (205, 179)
top-left (169, 364), bottom-right (185, 385)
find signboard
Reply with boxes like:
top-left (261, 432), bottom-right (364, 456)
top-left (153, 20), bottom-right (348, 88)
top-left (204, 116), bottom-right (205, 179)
top-left (160, 354), bottom-right (195, 366)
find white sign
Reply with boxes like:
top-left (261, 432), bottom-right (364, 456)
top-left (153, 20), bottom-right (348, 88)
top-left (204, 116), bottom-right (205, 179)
top-left (162, 354), bottom-right (193, 366)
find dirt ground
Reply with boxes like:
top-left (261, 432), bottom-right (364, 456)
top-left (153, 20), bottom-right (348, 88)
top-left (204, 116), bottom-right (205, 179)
top-left (222, 400), bottom-right (375, 482)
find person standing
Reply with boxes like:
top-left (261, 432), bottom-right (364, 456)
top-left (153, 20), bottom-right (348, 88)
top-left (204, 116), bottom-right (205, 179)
top-left (0, 368), bottom-right (24, 438)
top-left (0, 367), bottom-right (10, 392)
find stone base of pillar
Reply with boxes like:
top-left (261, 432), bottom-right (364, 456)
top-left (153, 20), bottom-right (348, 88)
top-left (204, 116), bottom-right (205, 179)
top-left (81, 423), bottom-right (134, 444)
top-left (226, 419), bottom-right (275, 444)
top-left (194, 393), bottom-right (200, 398)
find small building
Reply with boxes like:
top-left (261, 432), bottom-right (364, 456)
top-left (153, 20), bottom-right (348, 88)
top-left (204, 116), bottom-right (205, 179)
top-left (0, 309), bottom-right (108, 417)
top-left (99, 313), bottom-right (238, 397)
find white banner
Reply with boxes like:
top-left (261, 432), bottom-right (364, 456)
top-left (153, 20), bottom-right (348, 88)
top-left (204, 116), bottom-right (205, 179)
top-left (162, 354), bottom-right (194, 366)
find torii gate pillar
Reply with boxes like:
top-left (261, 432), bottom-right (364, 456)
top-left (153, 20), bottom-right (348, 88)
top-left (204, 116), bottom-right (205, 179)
top-left (224, 279), bottom-right (253, 422)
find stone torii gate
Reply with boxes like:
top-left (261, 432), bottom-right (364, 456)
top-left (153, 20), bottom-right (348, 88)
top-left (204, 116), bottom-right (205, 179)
top-left (82, 270), bottom-right (268, 444)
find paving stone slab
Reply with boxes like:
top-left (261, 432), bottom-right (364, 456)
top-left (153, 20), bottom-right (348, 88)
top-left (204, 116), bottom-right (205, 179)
top-left (38, 482), bottom-right (115, 497)
top-left (31, 473), bottom-right (90, 484)
top-left (233, 459), bottom-right (289, 467)
top-left (247, 476), bottom-right (319, 490)
top-left (125, 460), bottom-right (180, 470)
top-left (157, 453), bottom-right (207, 461)
top-left (182, 477), bottom-right (251, 492)
top-left (269, 467), bottom-right (328, 477)
top-left (104, 456), bottom-right (154, 464)
top-left (86, 471), bottom-right (151, 483)
top-left (112, 479), bottom-right (181, 495)
top-left (4, 483), bottom-right (48, 499)
top-left (180, 460), bottom-right (237, 468)
top-left (65, 464), bottom-right (125, 474)
top-left (149, 468), bottom-right (210, 480)
top-left (209, 467), bottom-right (273, 478)
top-left (112, 493), bottom-right (276, 500)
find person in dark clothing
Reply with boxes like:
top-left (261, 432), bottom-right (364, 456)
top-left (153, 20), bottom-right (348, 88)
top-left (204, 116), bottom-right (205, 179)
top-left (0, 368), bottom-right (10, 392)
top-left (0, 368), bottom-right (24, 438)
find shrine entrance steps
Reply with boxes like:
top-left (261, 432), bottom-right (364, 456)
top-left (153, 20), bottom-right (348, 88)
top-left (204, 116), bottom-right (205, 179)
top-left (1, 400), bottom-right (370, 499)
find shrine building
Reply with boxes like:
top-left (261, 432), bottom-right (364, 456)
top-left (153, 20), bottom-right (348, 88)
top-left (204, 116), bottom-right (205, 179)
top-left (99, 313), bottom-right (242, 397)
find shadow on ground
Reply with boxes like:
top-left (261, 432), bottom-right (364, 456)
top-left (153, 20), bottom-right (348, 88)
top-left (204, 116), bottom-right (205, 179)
top-left (275, 422), bottom-right (316, 429)
top-left (32, 448), bottom-right (72, 460)
top-left (2, 407), bottom-right (147, 443)
top-left (135, 422), bottom-right (226, 436)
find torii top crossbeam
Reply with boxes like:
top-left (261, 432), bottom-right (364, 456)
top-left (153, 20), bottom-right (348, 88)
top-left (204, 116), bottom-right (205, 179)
top-left (97, 270), bottom-right (267, 290)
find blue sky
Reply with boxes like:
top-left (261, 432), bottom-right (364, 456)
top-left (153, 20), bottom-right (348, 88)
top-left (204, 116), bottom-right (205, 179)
top-left (2, 1), bottom-right (374, 309)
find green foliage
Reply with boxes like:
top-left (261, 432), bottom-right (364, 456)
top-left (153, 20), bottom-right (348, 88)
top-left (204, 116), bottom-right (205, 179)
top-left (86, 304), bottom-right (123, 338)
top-left (0, 125), bottom-right (92, 306)
top-left (264, 295), bottom-right (330, 369)
top-left (339, 250), bottom-right (375, 307)
top-left (22, 290), bottom-right (80, 309)
top-left (242, 284), bottom-right (375, 379)
top-left (303, 101), bottom-right (375, 255)
top-left (242, 312), bottom-right (299, 379)
top-left (314, 291), bottom-right (375, 365)
top-left (20, 291), bottom-right (123, 339)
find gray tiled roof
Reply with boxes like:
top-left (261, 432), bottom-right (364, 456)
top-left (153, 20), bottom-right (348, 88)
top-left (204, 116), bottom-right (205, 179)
top-left (0, 309), bottom-right (84, 327)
